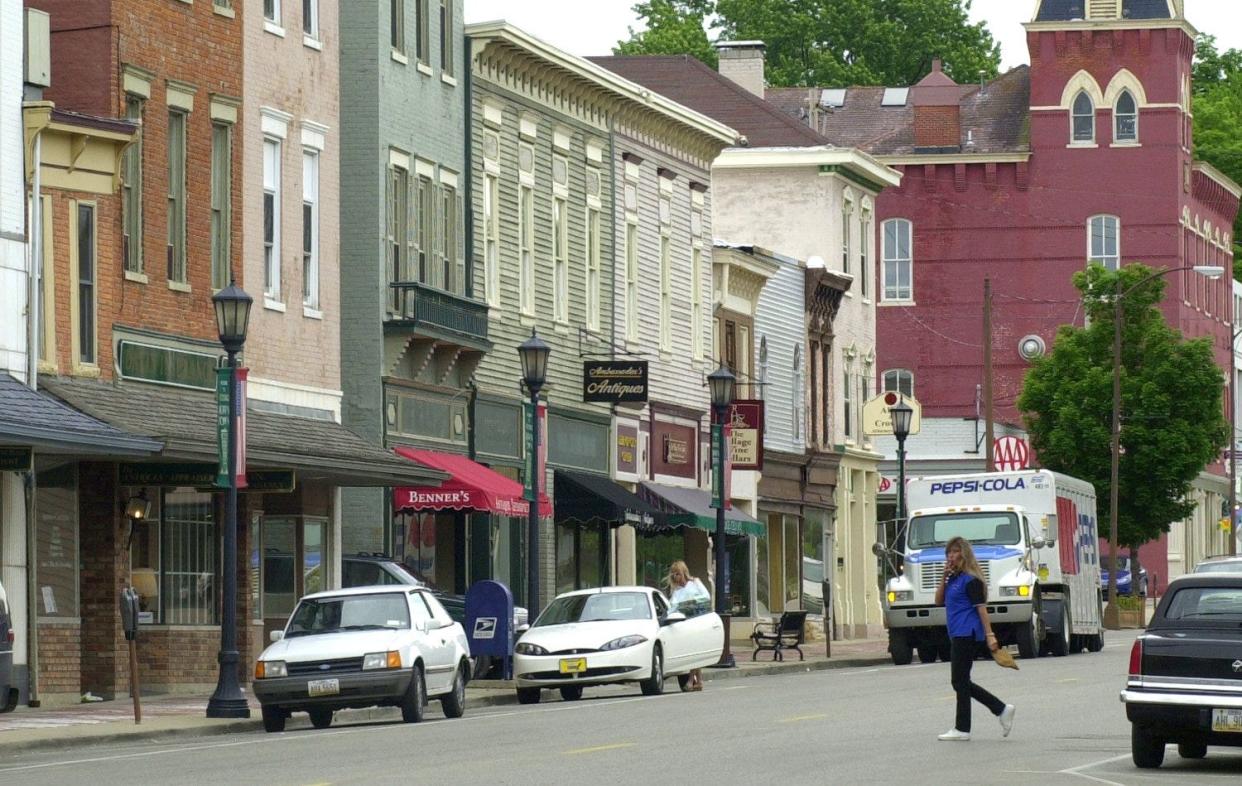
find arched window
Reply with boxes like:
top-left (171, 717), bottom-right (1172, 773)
top-left (882, 369), bottom-right (913, 398)
top-left (792, 344), bottom-right (803, 442)
top-left (882, 218), bottom-right (912, 301)
top-left (1088, 215), bottom-right (1120, 270)
top-left (1072, 91), bottom-right (1095, 143)
top-left (1114, 90), bottom-right (1137, 143)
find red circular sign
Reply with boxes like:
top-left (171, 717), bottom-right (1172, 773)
top-left (994, 436), bottom-right (1030, 472)
top-left (883, 392), bottom-right (899, 405)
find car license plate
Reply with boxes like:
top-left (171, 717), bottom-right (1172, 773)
top-left (1212, 708), bottom-right (1242, 733)
top-left (307, 678), bottom-right (339, 697)
top-left (559, 658), bottom-right (587, 674)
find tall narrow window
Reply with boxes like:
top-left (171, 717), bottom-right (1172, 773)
top-left (390, 0), bottom-right (404, 54)
top-left (1072, 91), bottom-right (1095, 143)
top-left (416, 0), bottom-right (430, 65)
top-left (691, 246), bottom-right (703, 360)
top-left (1114, 90), bottom-right (1138, 143)
top-left (882, 218), bottom-right (912, 301)
top-left (303, 0), bottom-right (318, 37)
top-left (520, 186), bottom-right (534, 314)
top-left (210, 122), bottom-right (232, 291)
top-left (822, 347), bottom-right (831, 442)
top-left (809, 342), bottom-right (820, 442)
top-left (1088, 215), bottom-right (1120, 270)
top-left (553, 197), bottom-right (568, 322)
top-left (883, 369), bottom-right (914, 398)
top-left (440, 0), bottom-right (454, 77)
top-left (841, 200), bottom-right (852, 274)
top-left (76, 203), bottom-right (97, 365)
top-left (265, 0), bottom-right (280, 23)
top-left (302, 150), bottom-right (319, 309)
top-left (386, 165), bottom-right (409, 311)
top-left (122, 96), bottom-right (144, 275)
top-left (484, 174), bottom-right (499, 306)
top-left (167, 110), bottom-right (187, 284)
top-left (442, 183), bottom-right (457, 292)
top-left (842, 367), bottom-right (852, 440)
top-left (659, 235), bottom-right (671, 352)
top-left (418, 174), bottom-right (434, 283)
top-left (625, 223), bottom-right (639, 342)
top-left (792, 345), bottom-right (803, 442)
top-left (586, 207), bottom-right (601, 330)
top-left (263, 137), bottom-right (282, 300)
top-left (859, 209), bottom-right (870, 299)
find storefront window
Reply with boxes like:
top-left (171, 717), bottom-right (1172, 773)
top-left (757, 517), bottom-right (772, 617)
top-left (263, 518), bottom-right (296, 620)
top-left (784, 518), bottom-right (801, 609)
top-left (249, 514), bottom-right (262, 621)
top-left (637, 531), bottom-right (684, 592)
top-left (555, 521), bottom-right (606, 594)
top-left (36, 462), bottom-right (78, 618)
top-left (802, 510), bottom-right (827, 614)
top-left (304, 519), bottom-right (325, 596)
top-left (726, 534), bottom-right (751, 617)
top-left (404, 512), bottom-right (437, 585)
top-left (491, 514), bottom-right (525, 607)
top-left (162, 489), bottom-right (217, 625)
top-left (130, 493), bottom-right (162, 621)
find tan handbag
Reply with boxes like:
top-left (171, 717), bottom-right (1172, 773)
top-left (992, 646), bottom-right (1019, 670)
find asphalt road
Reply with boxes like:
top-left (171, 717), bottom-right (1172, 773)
top-left (1, 630), bottom-right (1239, 785)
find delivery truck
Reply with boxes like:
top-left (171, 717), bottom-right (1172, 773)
top-left (876, 469), bottom-right (1105, 664)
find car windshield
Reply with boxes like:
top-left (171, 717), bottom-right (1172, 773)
top-left (1163, 586), bottom-right (1242, 621)
top-left (286, 593), bottom-right (410, 637)
top-left (534, 592), bottom-right (651, 627)
top-left (908, 512), bottom-right (1021, 549)
top-left (1196, 560), bottom-right (1242, 574)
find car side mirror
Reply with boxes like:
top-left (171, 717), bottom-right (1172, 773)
top-left (414, 619), bottom-right (430, 633)
top-left (1030, 536), bottom-right (1046, 550)
top-left (269, 630), bottom-right (284, 643)
top-left (515, 623), bottom-right (530, 635)
top-left (662, 611), bottom-right (687, 626)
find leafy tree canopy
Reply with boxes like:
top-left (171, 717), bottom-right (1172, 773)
top-left (615, 0), bottom-right (1000, 87)
top-left (1192, 36), bottom-right (1242, 273)
top-left (1017, 265), bottom-right (1227, 550)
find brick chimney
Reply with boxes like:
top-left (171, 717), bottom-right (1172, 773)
top-left (911, 58), bottom-right (961, 152)
top-left (714, 41), bottom-right (766, 98)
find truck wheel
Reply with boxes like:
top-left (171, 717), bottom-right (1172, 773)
top-left (917, 645), bottom-right (938, 664)
top-left (1086, 631), bottom-right (1104, 652)
top-left (889, 631), bottom-right (913, 665)
top-left (1016, 613), bottom-right (1040, 660)
top-left (1131, 724), bottom-right (1165, 769)
top-left (1049, 604), bottom-right (1071, 657)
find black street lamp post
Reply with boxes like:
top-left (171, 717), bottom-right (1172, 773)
top-left (207, 281), bottom-right (252, 719)
top-left (708, 365), bottom-right (736, 668)
top-left (518, 330), bottom-right (550, 620)
top-left (891, 397), bottom-right (913, 524)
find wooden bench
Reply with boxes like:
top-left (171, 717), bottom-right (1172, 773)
top-left (750, 610), bottom-right (808, 662)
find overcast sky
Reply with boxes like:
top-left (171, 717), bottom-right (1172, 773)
top-left (464, 0), bottom-right (1242, 72)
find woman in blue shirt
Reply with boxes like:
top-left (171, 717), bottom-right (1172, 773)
top-left (934, 536), bottom-right (1015, 741)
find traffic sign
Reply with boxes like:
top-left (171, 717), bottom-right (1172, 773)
top-left (994, 436), bottom-right (1030, 472)
top-left (863, 392), bottom-right (922, 436)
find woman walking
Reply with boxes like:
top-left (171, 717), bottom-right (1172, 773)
top-left (666, 560), bottom-right (709, 691)
top-left (935, 536), bottom-right (1015, 741)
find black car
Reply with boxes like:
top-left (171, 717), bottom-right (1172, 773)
top-left (1121, 574), bottom-right (1242, 768)
top-left (1, 578), bottom-right (17, 713)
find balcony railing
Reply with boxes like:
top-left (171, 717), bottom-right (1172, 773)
top-left (387, 281), bottom-right (489, 346)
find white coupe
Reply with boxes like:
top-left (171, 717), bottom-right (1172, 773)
top-left (512, 586), bottom-right (723, 703)
top-left (253, 586), bottom-right (472, 732)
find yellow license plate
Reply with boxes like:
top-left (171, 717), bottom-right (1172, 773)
top-left (1212, 708), bottom-right (1242, 733)
top-left (559, 658), bottom-right (587, 674)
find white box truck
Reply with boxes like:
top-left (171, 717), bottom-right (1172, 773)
top-left (878, 469), bottom-right (1105, 664)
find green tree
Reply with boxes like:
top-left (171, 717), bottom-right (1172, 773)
top-left (1192, 36), bottom-right (1242, 272)
top-left (616, 0), bottom-right (1000, 87)
top-left (1017, 265), bottom-right (1228, 553)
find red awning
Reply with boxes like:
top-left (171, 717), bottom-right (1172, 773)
top-left (393, 447), bottom-right (551, 517)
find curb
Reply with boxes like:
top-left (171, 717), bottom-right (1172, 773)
top-left (0, 655), bottom-right (891, 755)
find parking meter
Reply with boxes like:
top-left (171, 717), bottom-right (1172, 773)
top-left (120, 588), bottom-right (140, 641)
top-left (465, 580), bottom-right (515, 680)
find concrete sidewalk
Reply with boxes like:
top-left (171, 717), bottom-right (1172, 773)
top-left (0, 636), bottom-right (889, 754)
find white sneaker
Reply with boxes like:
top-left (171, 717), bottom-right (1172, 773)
top-left (938, 729), bottom-right (971, 741)
top-left (999, 705), bottom-right (1016, 737)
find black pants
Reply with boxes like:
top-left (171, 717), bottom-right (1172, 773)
top-left (950, 637), bottom-right (1006, 733)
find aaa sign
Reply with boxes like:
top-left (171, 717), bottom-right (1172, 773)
top-left (862, 392), bottom-right (922, 436)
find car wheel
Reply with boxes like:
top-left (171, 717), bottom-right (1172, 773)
top-left (677, 674), bottom-right (693, 692)
top-left (559, 685), bottom-right (584, 701)
top-left (917, 645), bottom-right (938, 664)
top-left (400, 663), bottom-right (427, 723)
top-left (1049, 604), bottom-right (1071, 657)
top-left (261, 706), bottom-right (286, 733)
top-left (640, 646), bottom-right (664, 696)
top-left (1177, 742), bottom-right (1207, 760)
top-left (440, 662), bottom-right (467, 719)
top-left (889, 631), bottom-right (913, 666)
top-left (1131, 725), bottom-right (1165, 769)
top-left (1016, 612), bottom-right (1040, 660)
top-left (516, 687), bottom-right (541, 705)
top-left (308, 708), bottom-right (332, 729)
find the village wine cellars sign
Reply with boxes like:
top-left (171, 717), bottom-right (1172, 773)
top-left (582, 361), bottom-right (648, 403)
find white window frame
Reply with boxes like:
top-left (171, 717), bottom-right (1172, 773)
top-left (71, 201), bottom-right (98, 368)
top-left (882, 218), bottom-right (913, 302)
top-left (265, 0), bottom-right (281, 24)
top-left (843, 368), bottom-right (854, 442)
top-left (122, 94), bottom-right (144, 277)
top-left (303, 0), bottom-right (319, 40)
top-left (691, 245), bottom-right (703, 361)
top-left (210, 122), bottom-right (232, 292)
top-left (625, 222), bottom-right (639, 343)
top-left (1088, 215), bottom-right (1120, 270)
top-left (659, 235), bottom-right (671, 353)
top-left (167, 109), bottom-right (188, 287)
top-left (841, 199), bottom-right (852, 275)
top-left (263, 136), bottom-right (282, 302)
top-left (859, 207), bottom-right (870, 300)
top-left (386, 162), bottom-right (409, 313)
top-left (1114, 89), bottom-right (1138, 144)
top-left (302, 149), bottom-right (320, 310)
top-left (1072, 90), bottom-right (1095, 144)
top-left (519, 185), bottom-right (534, 315)
top-left (390, 0), bottom-right (404, 56)
top-left (484, 173), bottom-right (500, 307)
top-left (586, 206), bottom-right (601, 330)
top-left (883, 369), bottom-right (913, 398)
top-left (440, 0), bottom-right (454, 77)
top-left (553, 196), bottom-right (568, 323)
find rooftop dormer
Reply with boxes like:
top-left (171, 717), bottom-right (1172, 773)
top-left (1032, 0), bottom-right (1180, 23)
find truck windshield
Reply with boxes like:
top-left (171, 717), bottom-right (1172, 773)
top-left (908, 512), bottom-right (1021, 549)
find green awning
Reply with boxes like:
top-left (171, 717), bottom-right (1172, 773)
top-left (638, 481), bottom-right (765, 537)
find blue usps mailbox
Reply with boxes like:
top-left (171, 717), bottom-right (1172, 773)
top-left (465, 580), bottom-right (515, 679)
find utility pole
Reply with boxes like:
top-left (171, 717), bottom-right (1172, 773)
top-left (984, 278), bottom-right (995, 471)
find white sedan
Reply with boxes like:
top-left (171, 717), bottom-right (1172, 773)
top-left (512, 586), bottom-right (723, 703)
top-left (253, 586), bottom-right (471, 732)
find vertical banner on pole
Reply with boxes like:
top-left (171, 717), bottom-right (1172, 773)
top-left (235, 367), bottom-right (248, 489)
top-left (215, 368), bottom-right (231, 488)
top-left (711, 423), bottom-right (732, 510)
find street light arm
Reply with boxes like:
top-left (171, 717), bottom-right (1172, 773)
top-left (1118, 264), bottom-right (1223, 301)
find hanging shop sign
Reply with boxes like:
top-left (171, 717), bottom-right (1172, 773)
top-left (615, 424), bottom-right (639, 475)
top-left (728, 400), bottom-right (764, 470)
top-left (0, 446), bottom-right (32, 472)
top-left (582, 361), bottom-right (648, 403)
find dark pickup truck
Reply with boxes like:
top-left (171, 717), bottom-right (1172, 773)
top-left (1120, 574), bottom-right (1242, 768)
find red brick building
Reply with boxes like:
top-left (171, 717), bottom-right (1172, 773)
top-left (770, 0), bottom-right (1240, 583)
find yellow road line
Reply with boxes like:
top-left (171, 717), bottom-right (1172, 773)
top-left (779, 713), bottom-right (828, 723)
top-left (564, 743), bottom-right (636, 756)
top-left (1056, 678), bottom-right (1079, 684)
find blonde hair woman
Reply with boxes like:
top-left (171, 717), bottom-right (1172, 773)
top-left (666, 560), bottom-right (707, 691)
top-left (934, 536), bottom-right (1015, 741)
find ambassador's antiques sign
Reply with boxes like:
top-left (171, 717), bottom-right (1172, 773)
top-left (582, 361), bottom-right (648, 403)
top-left (728, 400), bottom-right (764, 470)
